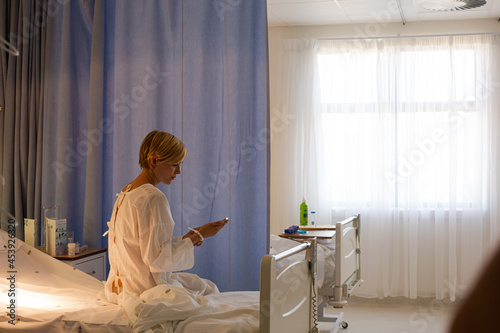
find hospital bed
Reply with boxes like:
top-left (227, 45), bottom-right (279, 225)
top-left (0, 215), bottom-right (361, 333)
top-left (264, 214), bottom-right (362, 333)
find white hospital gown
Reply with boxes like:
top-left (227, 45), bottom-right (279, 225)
top-left (104, 184), bottom-right (218, 303)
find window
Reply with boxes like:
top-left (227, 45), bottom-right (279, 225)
top-left (317, 44), bottom-right (482, 209)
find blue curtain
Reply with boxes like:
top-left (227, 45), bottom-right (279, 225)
top-left (181, 0), bottom-right (269, 291)
top-left (38, 0), bottom-right (268, 291)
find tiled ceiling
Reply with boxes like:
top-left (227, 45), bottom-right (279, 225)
top-left (267, 0), bottom-right (500, 26)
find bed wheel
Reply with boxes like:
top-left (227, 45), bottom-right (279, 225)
top-left (341, 321), bottom-right (348, 329)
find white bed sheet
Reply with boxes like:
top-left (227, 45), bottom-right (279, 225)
top-left (0, 229), bottom-right (130, 332)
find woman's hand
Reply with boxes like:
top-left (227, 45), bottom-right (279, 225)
top-left (199, 218), bottom-right (229, 238)
top-left (183, 218), bottom-right (229, 246)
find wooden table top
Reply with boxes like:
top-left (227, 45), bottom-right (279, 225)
top-left (37, 246), bottom-right (107, 261)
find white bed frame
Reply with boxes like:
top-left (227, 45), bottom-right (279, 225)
top-left (260, 237), bottom-right (318, 332)
top-left (318, 214), bottom-right (363, 332)
top-left (260, 215), bottom-right (362, 333)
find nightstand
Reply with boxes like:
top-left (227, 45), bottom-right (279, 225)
top-left (53, 248), bottom-right (107, 281)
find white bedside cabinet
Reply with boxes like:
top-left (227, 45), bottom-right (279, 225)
top-left (54, 248), bottom-right (107, 281)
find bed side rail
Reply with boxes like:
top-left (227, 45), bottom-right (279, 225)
top-left (273, 242), bottom-right (309, 262)
top-left (320, 214), bottom-right (363, 308)
top-left (260, 239), bottom-right (317, 333)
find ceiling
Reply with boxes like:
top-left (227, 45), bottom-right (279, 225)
top-left (267, 0), bottom-right (500, 27)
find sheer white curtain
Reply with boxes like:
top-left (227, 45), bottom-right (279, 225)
top-left (272, 35), bottom-right (500, 299)
top-left (270, 39), bottom-right (329, 236)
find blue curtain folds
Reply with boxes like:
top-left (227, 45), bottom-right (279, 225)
top-left (37, 0), bottom-right (268, 291)
top-left (181, 0), bottom-right (269, 291)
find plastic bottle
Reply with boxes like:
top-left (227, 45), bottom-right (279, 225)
top-left (300, 197), bottom-right (308, 226)
top-left (310, 211), bottom-right (316, 226)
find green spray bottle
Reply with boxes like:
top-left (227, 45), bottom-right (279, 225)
top-left (300, 197), bottom-right (308, 226)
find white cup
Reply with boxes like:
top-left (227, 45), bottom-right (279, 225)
top-left (68, 243), bottom-right (76, 256)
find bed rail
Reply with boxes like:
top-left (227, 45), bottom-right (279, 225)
top-left (260, 239), bottom-right (317, 333)
top-left (319, 214), bottom-right (362, 308)
top-left (273, 242), bottom-right (310, 262)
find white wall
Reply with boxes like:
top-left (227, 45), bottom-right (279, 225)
top-left (268, 19), bottom-right (500, 108)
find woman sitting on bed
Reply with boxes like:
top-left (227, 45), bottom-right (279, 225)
top-left (104, 130), bottom-right (229, 303)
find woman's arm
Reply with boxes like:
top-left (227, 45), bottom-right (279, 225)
top-left (183, 218), bottom-right (230, 246)
top-left (139, 192), bottom-right (195, 273)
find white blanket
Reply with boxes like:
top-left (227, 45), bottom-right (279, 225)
top-left (120, 285), bottom-right (259, 333)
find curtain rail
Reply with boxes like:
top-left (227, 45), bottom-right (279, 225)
top-left (317, 31), bottom-right (500, 42)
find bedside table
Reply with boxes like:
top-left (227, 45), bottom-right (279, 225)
top-left (53, 248), bottom-right (107, 281)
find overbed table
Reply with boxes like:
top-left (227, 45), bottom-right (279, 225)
top-left (279, 225), bottom-right (336, 240)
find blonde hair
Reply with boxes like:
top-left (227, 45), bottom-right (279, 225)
top-left (139, 130), bottom-right (187, 169)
